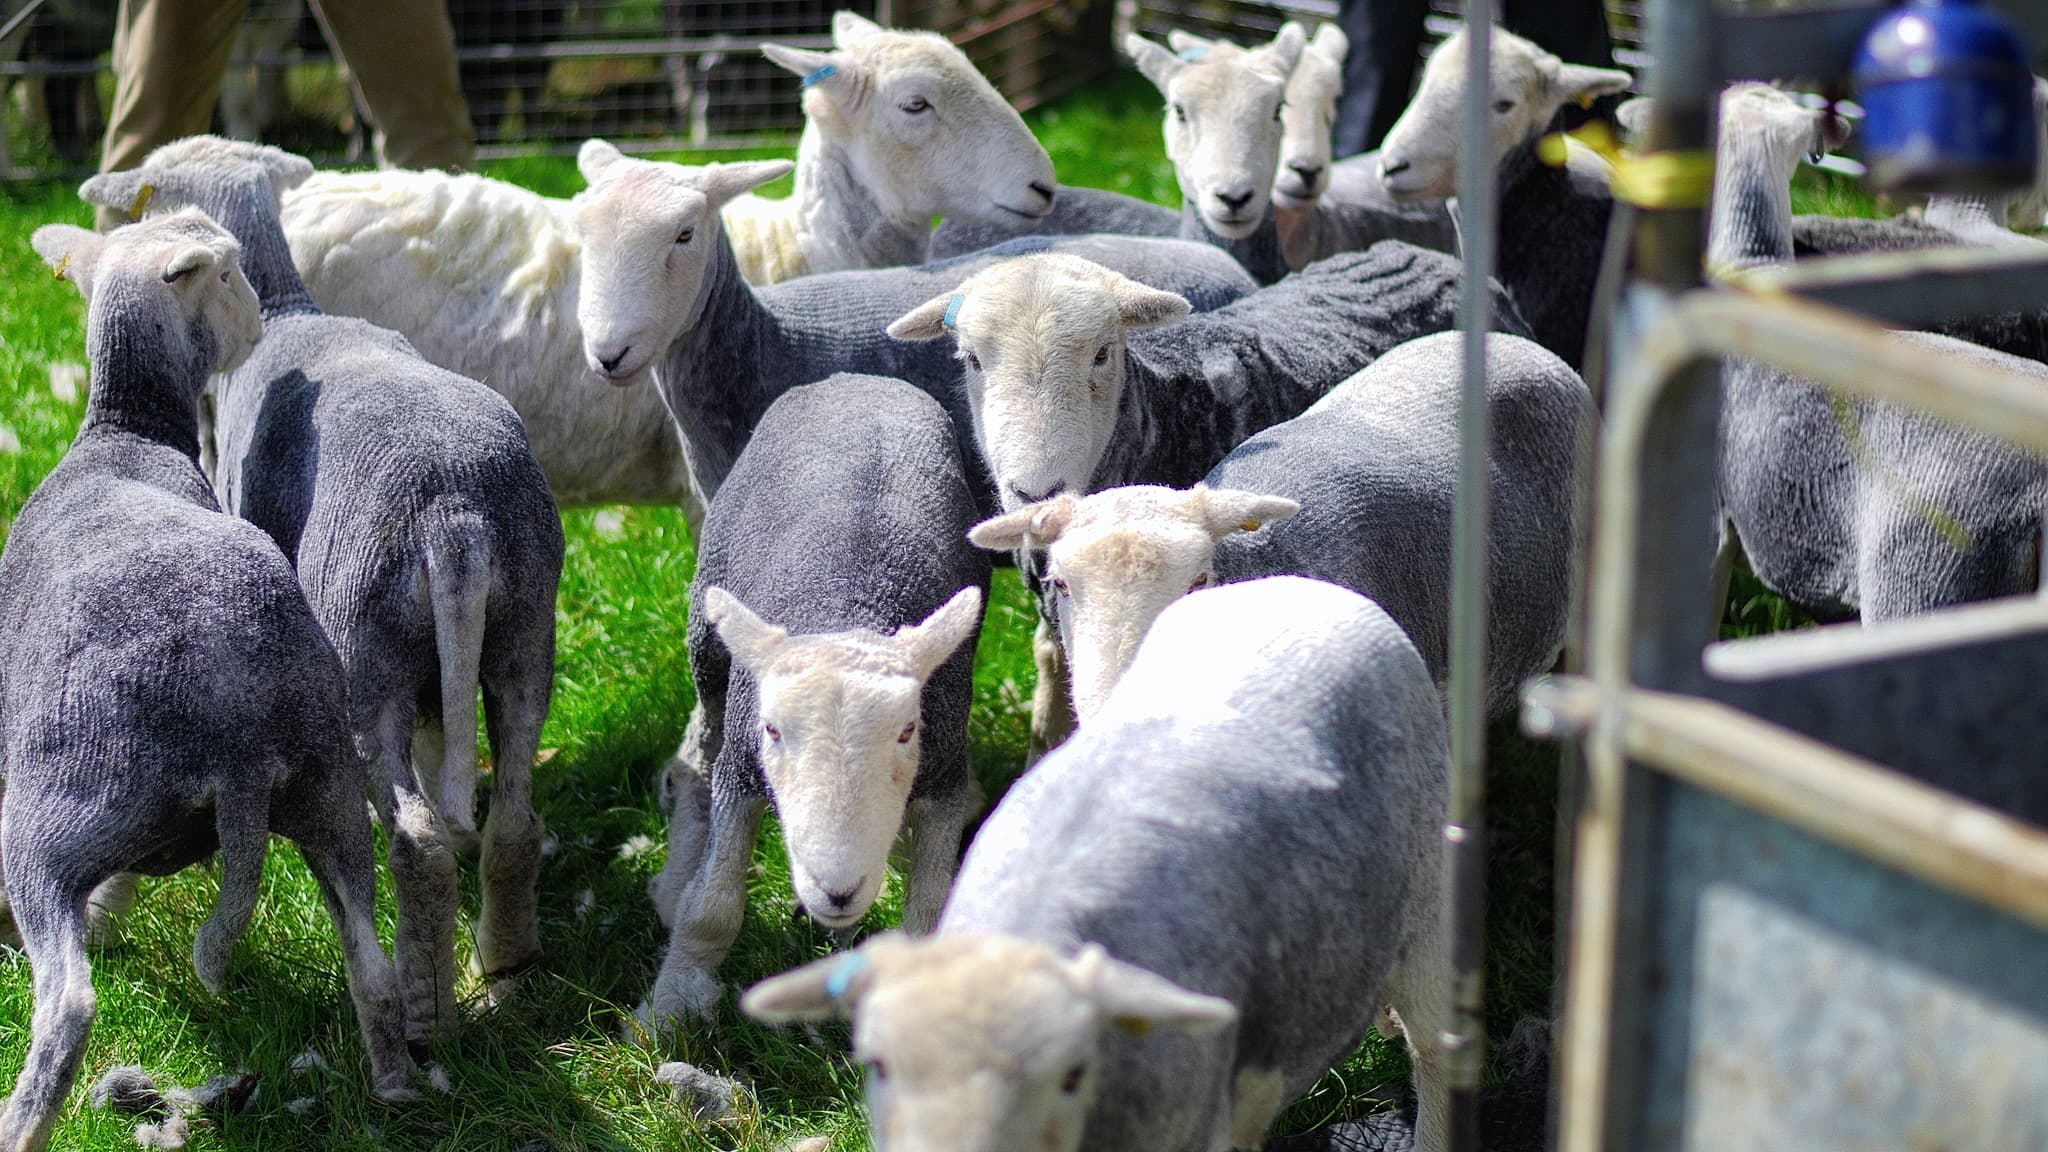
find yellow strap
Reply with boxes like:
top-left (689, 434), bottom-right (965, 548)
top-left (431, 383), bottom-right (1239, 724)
top-left (129, 183), bottom-right (154, 219)
top-left (1610, 150), bottom-right (1716, 210)
top-left (1539, 121), bottom-right (1626, 170)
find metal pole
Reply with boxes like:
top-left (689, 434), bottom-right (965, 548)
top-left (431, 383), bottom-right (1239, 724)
top-left (1444, 2), bottom-right (1496, 1148)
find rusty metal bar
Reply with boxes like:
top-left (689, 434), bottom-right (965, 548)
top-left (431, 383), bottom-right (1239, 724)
top-left (1725, 246), bottom-right (2048, 330)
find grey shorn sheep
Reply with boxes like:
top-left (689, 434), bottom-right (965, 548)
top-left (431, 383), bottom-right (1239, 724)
top-left (570, 141), bottom-right (1258, 516)
top-left (744, 575), bottom-right (1453, 1152)
top-left (640, 375), bottom-right (991, 1030)
top-left (0, 211), bottom-right (414, 1152)
top-left (80, 137), bottom-right (567, 1049)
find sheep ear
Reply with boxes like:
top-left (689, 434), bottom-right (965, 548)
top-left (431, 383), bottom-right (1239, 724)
top-left (887, 292), bottom-right (959, 342)
top-left (578, 138), bottom-right (627, 184)
top-left (1310, 23), bottom-right (1348, 65)
top-left (1112, 278), bottom-right (1191, 330)
top-left (968, 496), bottom-right (1076, 551)
top-left (897, 586), bottom-right (984, 678)
top-left (78, 168), bottom-right (154, 215)
top-left (1550, 62), bottom-right (1633, 109)
top-left (831, 10), bottom-right (885, 47)
top-left (1815, 107), bottom-right (1853, 154)
top-left (1255, 22), bottom-right (1307, 79)
top-left (742, 937), bottom-right (906, 1022)
top-left (1193, 486), bottom-right (1299, 539)
top-left (1124, 34), bottom-right (1185, 90)
top-left (1165, 30), bottom-right (1213, 60)
top-left (701, 159), bottom-right (795, 209)
top-left (704, 587), bottom-right (789, 671)
top-left (763, 42), bottom-right (855, 102)
top-left (161, 243), bottom-right (219, 284)
top-left (251, 144), bottom-right (315, 194)
top-left (1069, 945), bottom-right (1237, 1036)
top-left (32, 224), bottom-right (104, 298)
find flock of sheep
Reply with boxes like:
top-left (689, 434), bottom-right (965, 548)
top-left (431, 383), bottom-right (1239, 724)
top-left (1, 9), bottom-right (2046, 1151)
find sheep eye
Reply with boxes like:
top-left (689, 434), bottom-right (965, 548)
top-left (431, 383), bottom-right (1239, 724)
top-left (1052, 577), bottom-right (1070, 596)
top-left (1807, 149), bottom-right (1825, 163)
top-left (899, 96), bottom-right (931, 114)
top-left (897, 722), bottom-right (916, 744)
top-left (1060, 1063), bottom-right (1087, 1094)
top-left (219, 270), bottom-right (230, 284)
top-left (864, 1058), bottom-right (889, 1082)
top-left (763, 721), bottom-right (780, 741)
top-left (1171, 102), bottom-right (1187, 122)
top-left (1272, 102), bottom-right (1284, 122)
top-left (1189, 572), bottom-right (1210, 591)
top-left (675, 228), bottom-right (694, 245)
top-left (1492, 99), bottom-right (1515, 114)
top-left (1093, 344), bottom-right (1109, 366)
top-left (965, 351), bottom-right (982, 372)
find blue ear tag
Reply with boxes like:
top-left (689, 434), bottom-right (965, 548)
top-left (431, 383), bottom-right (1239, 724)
top-left (1177, 45), bottom-right (1210, 62)
top-left (825, 953), bottom-right (868, 1004)
top-left (942, 294), bottom-right (964, 330)
top-left (802, 63), bottom-right (837, 88)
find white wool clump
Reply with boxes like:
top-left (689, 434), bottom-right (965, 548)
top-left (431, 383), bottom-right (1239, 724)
top-left (425, 1064), bottom-right (452, 1094)
top-left (0, 424), bottom-right (19, 455)
top-left (616, 834), bottom-right (661, 860)
top-left (46, 361), bottom-right (83, 404)
top-left (132, 1117), bottom-right (190, 1150)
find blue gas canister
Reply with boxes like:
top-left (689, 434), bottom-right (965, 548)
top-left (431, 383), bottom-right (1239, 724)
top-left (1853, 0), bottom-right (2039, 195)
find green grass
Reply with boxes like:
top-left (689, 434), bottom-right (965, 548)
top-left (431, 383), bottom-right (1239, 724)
top-left (0, 74), bottom-right (1867, 1150)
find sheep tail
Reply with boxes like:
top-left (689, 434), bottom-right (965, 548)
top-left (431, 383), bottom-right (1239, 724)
top-left (424, 515), bottom-right (492, 851)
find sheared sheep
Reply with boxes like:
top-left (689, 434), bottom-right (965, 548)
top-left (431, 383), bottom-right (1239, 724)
top-left (0, 211), bottom-right (414, 1152)
top-left (1377, 26), bottom-right (1634, 371)
top-left (743, 576), bottom-right (1452, 1152)
top-left (80, 137), bottom-right (566, 1049)
top-left (970, 330), bottom-right (1587, 720)
top-left (641, 375), bottom-right (988, 1030)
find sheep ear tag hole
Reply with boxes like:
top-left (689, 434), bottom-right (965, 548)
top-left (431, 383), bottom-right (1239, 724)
top-left (802, 64), bottom-right (837, 89)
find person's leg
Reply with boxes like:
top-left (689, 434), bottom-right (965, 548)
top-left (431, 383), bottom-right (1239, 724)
top-left (309, 0), bottom-right (474, 170)
top-left (1502, 0), bottom-right (1614, 69)
top-left (1332, 0), bottom-right (1430, 157)
top-left (97, 0), bottom-right (249, 226)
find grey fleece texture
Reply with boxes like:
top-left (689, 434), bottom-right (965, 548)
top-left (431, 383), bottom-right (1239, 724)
top-left (1209, 331), bottom-right (1587, 714)
top-left (942, 576), bottom-right (1448, 1152)
top-left (928, 185), bottom-right (1183, 261)
top-left (0, 225), bottom-right (406, 1150)
top-left (1789, 213), bottom-right (2048, 365)
top-left (1722, 163), bottom-right (2048, 622)
top-left (1090, 241), bottom-right (1531, 493)
top-left (684, 375), bottom-right (990, 812)
top-left (1483, 141), bottom-right (1613, 372)
top-left (658, 231), bottom-right (1255, 515)
top-left (87, 144), bottom-right (566, 1045)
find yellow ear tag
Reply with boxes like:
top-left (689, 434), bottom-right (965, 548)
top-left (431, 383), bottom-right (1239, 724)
top-left (1113, 1017), bottom-right (1153, 1037)
top-left (1239, 520), bottom-right (1262, 532)
top-left (52, 253), bottom-right (71, 282)
top-left (128, 183), bottom-right (155, 219)
top-left (1576, 92), bottom-right (1597, 111)
top-left (1536, 133), bottom-right (1570, 168)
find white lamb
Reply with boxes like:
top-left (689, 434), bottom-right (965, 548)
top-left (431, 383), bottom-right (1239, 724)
top-left (280, 10), bottom-right (1054, 510)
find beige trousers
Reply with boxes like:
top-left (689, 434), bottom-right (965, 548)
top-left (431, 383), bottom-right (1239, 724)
top-left (97, 0), bottom-right (473, 222)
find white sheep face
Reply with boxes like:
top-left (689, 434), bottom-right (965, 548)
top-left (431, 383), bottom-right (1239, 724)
top-left (741, 935), bottom-right (1238, 1152)
top-left (1126, 25), bottom-right (1304, 239)
top-left (969, 485), bottom-right (1298, 720)
top-left (887, 254), bottom-right (1191, 512)
top-left (1377, 27), bottom-right (1632, 202)
top-left (705, 586), bottom-right (981, 930)
top-left (35, 209), bottom-right (264, 379)
top-left (573, 142), bottom-right (793, 381)
top-left (1275, 25), bottom-right (1348, 207)
top-left (762, 12), bottom-right (1056, 226)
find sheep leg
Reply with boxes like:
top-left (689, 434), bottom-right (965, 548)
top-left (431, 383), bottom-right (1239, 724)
top-left (899, 789), bottom-right (970, 935)
top-left (1027, 616), bottom-right (1076, 764)
top-left (639, 791), bottom-right (764, 1033)
top-left (277, 760), bottom-right (418, 1101)
top-left (0, 779), bottom-right (15, 952)
top-left (192, 791), bottom-right (272, 994)
top-left (412, 723), bottom-right (475, 859)
top-left (0, 842), bottom-right (98, 1152)
top-left (368, 706), bottom-right (460, 1048)
top-left (474, 668), bottom-right (549, 982)
top-left (650, 702), bottom-right (716, 931)
top-left (1382, 920), bottom-right (1454, 1152)
top-left (83, 872), bottom-right (140, 946)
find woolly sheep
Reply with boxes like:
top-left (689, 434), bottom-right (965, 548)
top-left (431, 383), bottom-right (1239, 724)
top-left (743, 576), bottom-right (1453, 1152)
top-left (1377, 26), bottom-right (1634, 370)
top-left (642, 375), bottom-right (988, 1029)
top-left (81, 138), bottom-right (566, 1049)
top-left (970, 330), bottom-right (1587, 720)
top-left (1712, 84), bottom-right (2048, 622)
top-left (0, 211), bottom-right (413, 1152)
top-left (570, 142), bottom-right (1258, 515)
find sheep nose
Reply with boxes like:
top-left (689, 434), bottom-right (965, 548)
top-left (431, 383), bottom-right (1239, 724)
top-left (1010, 482), bottom-right (1065, 507)
top-left (820, 879), bottom-right (866, 912)
top-left (1030, 180), bottom-right (1054, 205)
top-left (597, 346), bottom-right (631, 373)
top-left (1288, 162), bottom-right (1324, 187)
top-left (1214, 187), bottom-right (1254, 212)
top-left (1380, 156), bottom-right (1411, 178)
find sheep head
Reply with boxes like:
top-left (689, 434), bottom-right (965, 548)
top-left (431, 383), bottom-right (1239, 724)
top-left (1174, 23), bottom-right (1349, 209)
top-left (969, 485), bottom-right (1298, 720)
top-left (742, 934), bottom-right (1236, 1152)
top-left (762, 11), bottom-right (1055, 228)
top-left (1126, 24), bottom-right (1303, 239)
top-left (704, 585), bottom-right (982, 930)
top-left (80, 135), bottom-right (315, 221)
top-left (887, 254), bottom-right (1190, 513)
top-left (1705, 85), bottom-right (1852, 265)
top-left (35, 208), bottom-right (263, 381)
top-left (572, 141), bottom-right (792, 383)
top-left (1377, 27), bottom-right (1631, 202)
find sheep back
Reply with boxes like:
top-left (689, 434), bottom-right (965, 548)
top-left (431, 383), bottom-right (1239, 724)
top-left (927, 185), bottom-right (1182, 261)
